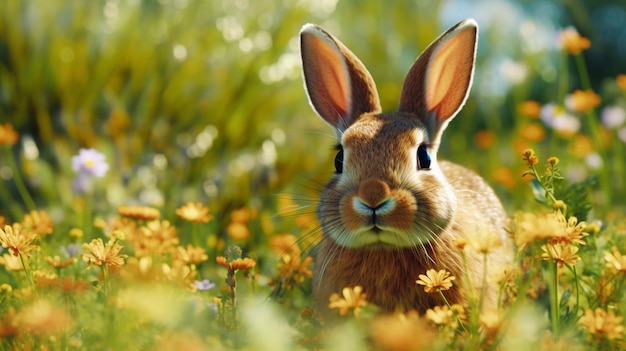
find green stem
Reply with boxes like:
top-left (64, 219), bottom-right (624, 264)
top-left (4, 147), bottom-right (36, 211)
top-left (549, 261), bottom-right (560, 338)
top-left (18, 252), bottom-right (36, 290)
top-left (437, 289), bottom-right (468, 333)
top-left (102, 264), bottom-right (110, 297)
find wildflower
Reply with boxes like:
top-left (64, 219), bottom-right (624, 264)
top-left (480, 310), bottom-right (504, 337)
top-left (0, 224), bottom-right (39, 257)
top-left (174, 244), bottom-right (208, 265)
top-left (0, 253), bottom-right (25, 271)
top-left (269, 233), bottom-right (301, 257)
top-left (541, 243), bottom-right (580, 268)
top-left (81, 238), bottom-right (128, 268)
top-left (72, 148), bottom-right (109, 178)
top-left (61, 243), bottom-right (81, 257)
top-left (558, 27), bottom-right (590, 55)
top-left (473, 130), bottom-right (496, 149)
top-left (117, 205), bottom-right (161, 220)
top-left (194, 279), bottom-right (216, 291)
top-left (617, 74), bottom-right (626, 91)
top-left (416, 269), bottom-right (455, 293)
top-left (328, 285), bottom-right (368, 316)
top-left (551, 213), bottom-right (588, 246)
top-left (370, 311), bottom-right (437, 351)
top-left (465, 228), bottom-right (504, 254)
top-left (133, 220), bottom-right (179, 256)
top-left (276, 254), bottom-right (314, 289)
top-left (45, 255), bottom-right (76, 269)
top-left (604, 246), bottom-right (626, 273)
top-left (601, 106), bottom-right (626, 129)
top-left (522, 148), bottom-right (538, 167)
top-left (21, 210), bottom-right (54, 236)
top-left (579, 308), bottom-right (625, 340)
top-left (520, 123), bottom-right (546, 142)
top-left (226, 221), bottom-right (249, 241)
top-left (425, 305), bottom-right (454, 325)
top-left (565, 89), bottom-right (601, 113)
top-left (175, 202), bottom-right (212, 223)
top-left (216, 256), bottom-right (256, 270)
top-left (540, 104), bottom-right (581, 137)
top-left (0, 123), bottom-right (19, 145)
top-left (69, 228), bottom-right (84, 239)
top-left (518, 100), bottom-right (542, 118)
top-left (19, 299), bottom-right (72, 335)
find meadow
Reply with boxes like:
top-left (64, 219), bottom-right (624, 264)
top-left (1, 0), bottom-right (626, 350)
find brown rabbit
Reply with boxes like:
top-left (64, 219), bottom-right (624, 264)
top-left (300, 19), bottom-right (511, 314)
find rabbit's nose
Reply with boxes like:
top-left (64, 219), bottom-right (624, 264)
top-left (356, 178), bottom-right (392, 210)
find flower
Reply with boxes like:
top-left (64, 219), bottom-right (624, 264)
top-left (45, 255), bottom-right (76, 269)
top-left (328, 285), bottom-right (368, 316)
top-left (416, 269), bottom-right (455, 293)
top-left (21, 210), bottom-right (54, 236)
top-left (0, 224), bottom-right (39, 257)
top-left (276, 254), bottom-right (314, 289)
top-left (81, 238), bottom-right (128, 268)
top-left (579, 308), bottom-right (625, 340)
top-left (518, 100), bottom-right (542, 118)
top-left (522, 149), bottom-right (538, 167)
top-left (604, 246), bottom-right (626, 273)
top-left (601, 106), bottom-right (626, 129)
top-left (215, 256), bottom-right (256, 270)
top-left (370, 311), bottom-right (437, 351)
top-left (117, 205), bottom-right (161, 220)
top-left (0, 253), bottom-right (25, 271)
top-left (617, 74), bottom-right (626, 91)
top-left (425, 305), bottom-right (454, 325)
top-left (174, 245), bottom-right (209, 265)
top-left (0, 123), bottom-right (19, 145)
top-left (72, 148), bottom-right (109, 178)
top-left (558, 27), bottom-right (590, 55)
top-left (520, 123), bottom-right (546, 142)
top-left (565, 89), bottom-right (601, 113)
top-left (194, 279), bottom-right (216, 291)
top-left (465, 228), bottom-right (504, 254)
top-left (540, 104), bottom-right (581, 137)
top-left (175, 202), bottom-right (212, 223)
top-left (473, 130), bottom-right (496, 149)
top-left (541, 243), bottom-right (580, 268)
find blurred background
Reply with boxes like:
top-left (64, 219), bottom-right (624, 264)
top-left (1, 0), bottom-right (625, 228)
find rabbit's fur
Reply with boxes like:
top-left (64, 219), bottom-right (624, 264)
top-left (300, 19), bottom-right (511, 313)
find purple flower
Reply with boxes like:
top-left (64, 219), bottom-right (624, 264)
top-left (72, 148), bottom-right (109, 178)
top-left (194, 279), bottom-right (216, 291)
top-left (61, 243), bottom-right (81, 258)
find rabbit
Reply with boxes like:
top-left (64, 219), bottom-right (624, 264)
top-left (299, 19), bottom-right (512, 315)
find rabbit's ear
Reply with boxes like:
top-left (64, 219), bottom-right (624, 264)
top-left (300, 24), bottom-right (381, 131)
top-left (399, 19), bottom-right (478, 137)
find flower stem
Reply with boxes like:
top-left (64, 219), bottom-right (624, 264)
top-left (548, 261), bottom-right (560, 338)
top-left (18, 252), bottom-right (36, 290)
top-left (4, 147), bottom-right (36, 211)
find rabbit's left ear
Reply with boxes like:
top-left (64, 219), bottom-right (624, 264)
top-left (399, 19), bottom-right (478, 134)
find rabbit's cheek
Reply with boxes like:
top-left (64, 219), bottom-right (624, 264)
top-left (339, 191), bottom-right (364, 232)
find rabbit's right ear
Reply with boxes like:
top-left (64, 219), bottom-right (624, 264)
top-left (300, 24), bottom-right (381, 131)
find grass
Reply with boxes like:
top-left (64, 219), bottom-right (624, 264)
top-left (1, 0), bottom-right (626, 350)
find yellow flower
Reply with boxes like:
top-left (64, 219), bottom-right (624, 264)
top-left (604, 246), bottom-right (626, 273)
top-left (579, 308), bottom-right (624, 340)
top-left (520, 123), bottom-right (546, 142)
top-left (465, 228), bottom-right (504, 254)
top-left (559, 27), bottom-right (591, 55)
top-left (117, 205), bottom-right (161, 220)
top-left (0, 253), bottom-right (25, 271)
top-left (276, 254), bottom-right (314, 289)
top-left (81, 238), bottom-right (128, 268)
top-left (416, 269), bottom-right (455, 293)
top-left (473, 130), bottom-right (496, 149)
top-left (174, 244), bottom-right (209, 265)
top-left (370, 311), bottom-right (437, 351)
top-left (518, 100), bottom-right (542, 118)
top-left (513, 211), bottom-right (587, 248)
top-left (328, 285), bottom-right (368, 317)
top-left (553, 214), bottom-right (588, 246)
top-left (0, 224), bottom-right (39, 257)
top-left (0, 123), bottom-right (19, 145)
top-left (45, 255), bottom-right (76, 269)
top-left (226, 221), bottom-right (250, 241)
top-left (21, 210), bottom-right (54, 236)
top-left (522, 149), bottom-right (538, 167)
top-left (425, 305), bottom-right (454, 325)
top-left (541, 243), bottom-right (580, 268)
top-left (175, 202), bottom-right (212, 223)
top-left (565, 89), bottom-right (601, 113)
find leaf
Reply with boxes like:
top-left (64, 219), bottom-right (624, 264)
top-left (529, 178), bottom-right (548, 204)
top-left (555, 176), bottom-right (597, 222)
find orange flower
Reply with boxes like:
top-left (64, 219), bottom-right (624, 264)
top-left (215, 256), bottom-right (256, 270)
top-left (473, 130), bottom-right (496, 149)
top-left (175, 202), bottom-right (212, 223)
top-left (81, 238), bottom-right (128, 268)
top-left (616, 74), bottom-right (626, 91)
top-left (0, 123), bottom-right (19, 146)
top-left (117, 205), bottom-right (161, 220)
top-left (579, 308), bottom-right (624, 340)
top-left (22, 210), bottom-right (54, 236)
top-left (565, 89), bottom-right (601, 113)
top-left (0, 224), bottom-right (39, 257)
top-left (559, 27), bottom-right (590, 55)
top-left (416, 269), bottom-right (455, 293)
top-left (541, 243), bottom-right (580, 268)
top-left (518, 100), bottom-right (542, 118)
top-left (522, 149), bottom-right (538, 167)
top-left (328, 285), bottom-right (368, 316)
top-left (520, 123), bottom-right (546, 142)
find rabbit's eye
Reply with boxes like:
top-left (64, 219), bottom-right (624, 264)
top-left (417, 145), bottom-right (431, 170)
top-left (334, 146), bottom-right (344, 174)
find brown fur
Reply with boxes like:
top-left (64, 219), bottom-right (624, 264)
top-left (300, 19), bottom-right (512, 316)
